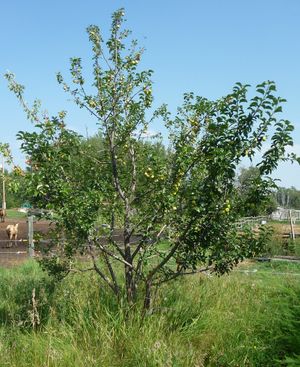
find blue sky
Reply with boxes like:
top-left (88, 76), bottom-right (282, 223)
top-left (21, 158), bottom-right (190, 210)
top-left (1, 0), bottom-right (300, 187)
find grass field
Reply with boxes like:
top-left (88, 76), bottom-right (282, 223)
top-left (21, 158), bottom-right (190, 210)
top-left (0, 259), bottom-right (299, 366)
top-left (6, 209), bottom-right (27, 219)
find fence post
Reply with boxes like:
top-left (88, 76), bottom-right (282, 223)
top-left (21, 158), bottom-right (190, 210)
top-left (28, 215), bottom-right (34, 257)
top-left (289, 210), bottom-right (295, 241)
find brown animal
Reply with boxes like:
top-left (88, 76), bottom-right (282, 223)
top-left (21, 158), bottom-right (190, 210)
top-left (6, 223), bottom-right (19, 247)
top-left (0, 208), bottom-right (6, 222)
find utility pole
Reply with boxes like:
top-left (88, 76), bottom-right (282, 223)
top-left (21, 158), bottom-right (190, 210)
top-left (2, 155), bottom-right (6, 211)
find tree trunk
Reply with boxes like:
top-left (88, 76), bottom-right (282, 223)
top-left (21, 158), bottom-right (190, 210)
top-left (124, 226), bottom-right (136, 304)
top-left (143, 280), bottom-right (152, 311)
top-left (125, 263), bottom-right (135, 304)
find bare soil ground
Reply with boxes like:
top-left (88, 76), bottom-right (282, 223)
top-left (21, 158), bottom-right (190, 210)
top-left (0, 218), bottom-right (51, 267)
top-left (0, 219), bottom-right (134, 268)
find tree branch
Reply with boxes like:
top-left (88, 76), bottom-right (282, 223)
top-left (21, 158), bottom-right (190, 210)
top-left (132, 223), bottom-right (167, 259)
top-left (87, 244), bottom-right (117, 294)
top-left (153, 266), bottom-right (213, 286)
top-left (97, 243), bottom-right (133, 268)
top-left (146, 218), bottom-right (196, 282)
top-left (129, 144), bottom-right (137, 199)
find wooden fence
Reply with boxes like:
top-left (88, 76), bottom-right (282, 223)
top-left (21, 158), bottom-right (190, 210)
top-left (234, 216), bottom-right (269, 229)
top-left (271, 208), bottom-right (300, 222)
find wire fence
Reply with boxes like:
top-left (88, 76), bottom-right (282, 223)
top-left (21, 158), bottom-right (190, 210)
top-left (0, 216), bottom-right (35, 267)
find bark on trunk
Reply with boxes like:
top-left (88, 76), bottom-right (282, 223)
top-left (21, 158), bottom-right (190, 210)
top-left (124, 225), bottom-right (136, 304)
top-left (143, 280), bottom-right (152, 311)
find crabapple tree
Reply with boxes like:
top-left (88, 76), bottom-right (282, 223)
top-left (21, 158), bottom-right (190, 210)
top-left (5, 9), bottom-right (298, 310)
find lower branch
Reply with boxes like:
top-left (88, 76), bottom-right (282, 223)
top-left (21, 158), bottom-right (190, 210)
top-left (98, 243), bottom-right (133, 268)
top-left (154, 266), bottom-right (213, 286)
top-left (102, 251), bottom-right (120, 297)
top-left (146, 218), bottom-right (196, 283)
top-left (87, 245), bottom-right (118, 295)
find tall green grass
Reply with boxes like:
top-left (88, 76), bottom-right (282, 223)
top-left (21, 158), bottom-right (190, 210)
top-left (0, 260), bottom-right (299, 366)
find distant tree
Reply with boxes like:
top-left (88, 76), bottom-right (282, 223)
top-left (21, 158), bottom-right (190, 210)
top-left (0, 165), bottom-right (31, 208)
top-left (0, 144), bottom-right (27, 208)
top-left (5, 9), bottom-right (298, 311)
top-left (236, 166), bottom-right (278, 216)
top-left (276, 186), bottom-right (300, 209)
